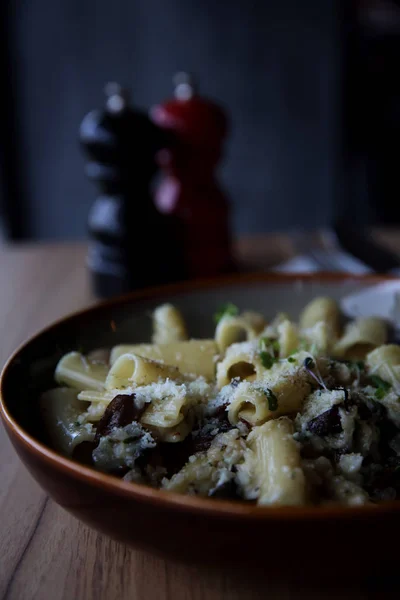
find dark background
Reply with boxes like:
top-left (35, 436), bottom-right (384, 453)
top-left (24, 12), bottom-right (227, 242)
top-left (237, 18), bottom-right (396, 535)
top-left (1, 0), bottom-right (400, 241)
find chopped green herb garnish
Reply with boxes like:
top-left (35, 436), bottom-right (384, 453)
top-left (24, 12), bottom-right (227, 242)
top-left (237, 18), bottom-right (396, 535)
top-left (304, 357), bottom-right (315, 369)
top-left (356, 360), bottom-right (365, 371)
top-left (370, 375), bottom-right (391, 399)
top-left (375, 388), bottom-right (386, 400)
top-left (260, 351), bottom-right (275, 369)
top-left (259, 336), bottom-right (275, 349)
top-left (259, 337), bottom-right (280, 361)
top-left (213, 303), bottom-right (239, 324)
top-left (264, 388), bottom-right (278, 411)
top-left (288, 357), bottom-right (296, 363)
top-left (271, 340), bottom-right (280, 353)
top-left (370, 375), bottom-right (391, 390)
top-left (123, 436), bottom-right (139, 444)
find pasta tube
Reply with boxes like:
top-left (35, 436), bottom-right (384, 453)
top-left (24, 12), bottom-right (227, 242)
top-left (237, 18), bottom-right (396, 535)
top-left (110, 340), bottom-right (218, 380)
top-left (105, 353), bottom-right (182, 390)
top-left (55, 352), bottom-right (109, 391)
top-left (238, 418), bottom-right (306, 506)
top-left (334, 317), bottom-right (388, 359)
top-left (299, 296), bottom-right (341, 337)
top-left (152, 303), bottom-right (188, 344)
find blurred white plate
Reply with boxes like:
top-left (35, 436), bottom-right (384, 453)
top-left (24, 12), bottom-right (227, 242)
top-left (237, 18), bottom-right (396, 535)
top-left (341, 280), bottom-right (400, 325)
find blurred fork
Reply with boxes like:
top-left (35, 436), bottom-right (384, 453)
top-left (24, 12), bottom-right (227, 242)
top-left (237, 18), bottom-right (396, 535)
top-left (291, 229), bottom-right (372, 274)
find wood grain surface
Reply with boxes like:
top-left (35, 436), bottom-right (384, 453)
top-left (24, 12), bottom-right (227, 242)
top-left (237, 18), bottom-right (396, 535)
top-left (1, 237), bottom-right (400, 600)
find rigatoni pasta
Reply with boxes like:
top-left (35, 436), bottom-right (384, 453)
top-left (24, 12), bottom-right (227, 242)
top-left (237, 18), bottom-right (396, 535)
top-left (55, 352), bottom-right (109, 391)
top-left (41, 298), bottom-right (400, 507)
top-left (105, 353), bottom-right (182, 389)
top-left (276, 319), bottom-right (299, 358)
top-left (226, 355), bottom-right (312, 426)
top-left (216, 341), bottom-right (263, 388)
top-left (152, 303), bottom-right (188, 345)
top-left (110, 340), bottom-right (218, 380)
top-left (334, 317), bottom-right (388, 359)
top-left (299, 296), bottom-right (341, 337)
top-left (366, 344), bottom-right (400, 385)
top-left (215, 311), bottom-right (265, 353)
top-left (237, 418), bottom-right (306, 505)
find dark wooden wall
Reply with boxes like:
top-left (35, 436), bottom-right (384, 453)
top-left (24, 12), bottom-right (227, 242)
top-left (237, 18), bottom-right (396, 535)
top-left (2, 0), bottom-right (342, 240)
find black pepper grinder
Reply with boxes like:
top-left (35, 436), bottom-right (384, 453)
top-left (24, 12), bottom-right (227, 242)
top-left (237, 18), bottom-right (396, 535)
top-left (80, 83), bottom-right (178, 298)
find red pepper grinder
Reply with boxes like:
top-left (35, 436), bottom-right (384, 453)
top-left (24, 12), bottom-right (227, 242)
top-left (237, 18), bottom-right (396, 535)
top-left (150, 73), bottom-right (235, 278)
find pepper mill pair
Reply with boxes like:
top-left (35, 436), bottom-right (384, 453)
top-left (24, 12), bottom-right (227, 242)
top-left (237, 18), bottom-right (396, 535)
top-left (80, 74), bottom-right (234, 298)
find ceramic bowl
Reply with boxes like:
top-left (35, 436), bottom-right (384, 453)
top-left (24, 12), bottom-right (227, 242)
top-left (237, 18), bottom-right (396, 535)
top-left (2, 273), bottom-right (400, 578)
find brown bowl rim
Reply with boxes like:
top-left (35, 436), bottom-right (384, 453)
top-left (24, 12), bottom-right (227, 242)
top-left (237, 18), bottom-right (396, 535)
top-left (2, 271), bottom-right (400, 521)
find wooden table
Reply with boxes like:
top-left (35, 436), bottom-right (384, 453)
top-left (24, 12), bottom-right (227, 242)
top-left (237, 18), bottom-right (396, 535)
top-left (1, 236), bottom-right (400, 600)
